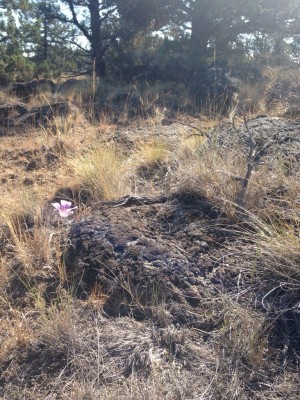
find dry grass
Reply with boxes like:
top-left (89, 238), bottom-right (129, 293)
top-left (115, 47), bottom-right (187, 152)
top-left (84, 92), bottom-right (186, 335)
top-left (247, 213), bottom-right (300, 286)
top-left (173, 126), bottom-right (300, 223)
top-left (47, 114), bottom-right (77, 136)
top-left (1, 77), bottom-right (300, 399)
top-left (0, 315), bottom-right (34, 365)
top-left (217, 300), bottom-right (267, 366)
top-left (132, 140), bottom-right (169, 179)
top-left (208, 302), bottom-right (269, 400)
top-left (37, 293), bottom-right (79, 353)
top-left (0, 187), bottom-right (44, 226)
top-left (0, 189), bottom-right (53, 273)
top-left (64, 144), bottom-right (130, 203)
top-left (1, 304), bottom-right (218, 399)
top-left (174, 141), bottom-right (248, 219)
top-left (237, 78), bottom-right (267, 114)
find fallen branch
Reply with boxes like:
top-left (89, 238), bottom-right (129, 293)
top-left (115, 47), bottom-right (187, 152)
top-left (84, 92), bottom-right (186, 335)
top-left (102, 194), bottom-right (170, 208)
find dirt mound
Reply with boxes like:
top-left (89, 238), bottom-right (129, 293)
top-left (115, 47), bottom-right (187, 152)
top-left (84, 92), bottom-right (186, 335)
top-left (64, 116), bottom-right (300, 325)
top-left (65, 195), bottom-right (231, 327)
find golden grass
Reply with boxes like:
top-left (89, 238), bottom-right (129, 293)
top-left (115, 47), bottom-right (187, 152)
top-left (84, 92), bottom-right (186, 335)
top-left (179, 134), bottom-right (207, 155)
top-left (37, 293), bottom-right (78, 353)
top-left (0, 190), bottom-right (52, 272)
top-left (218, 300), bottom-right (267, 366)
top-left (0, 187), bottom-right (44, 226)
top-left (174, 143), bottom-right (247, 219)
top-left (0, 315), bottom-right (34, 364)
top-left (47, 114), bottom-right (77, 136)
top-left (247, 213), bottom-right (300, 285)
top-left (132, 140), bottom-right (168, 176)
top-left (64, 145), bottom-right (130, 203)
top-left (174, 130), bottom-right (300, 222)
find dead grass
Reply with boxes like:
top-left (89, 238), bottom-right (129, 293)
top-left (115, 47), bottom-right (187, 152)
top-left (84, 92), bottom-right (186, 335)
top-left (64, 145), bottom-right (130, 203)
top-left (1, 78), bottom-right (300, 399)
top-left (216, 299), bottom-right (267, 366)
top-left (131, 139), bottom-right (169, 179)
top-left (173, 125), bottom-right (300, 224)
top-left (0, 315), bottom-right (34, 365)
top-left (174, 142), bottom-right (248, 219)
top-left (37, 293), bottom-right (79, 354)
top-left (238, 78), bottom-right (267, 114)
top-left (247, 213), bottom-right (300, 286)
top-left (0, 189), bottom-right (53, 273)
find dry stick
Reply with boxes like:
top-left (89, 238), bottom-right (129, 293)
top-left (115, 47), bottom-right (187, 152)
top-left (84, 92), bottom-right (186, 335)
top-left (234, 111), bottom-right (258, 212)
top-left (167, 119), bottom-right (210, 138)
top-left (105, 194), bottom-right (170, 208)
top-left (231, 109), bottom-right (257, 216)
top-left (236, 114), bottom-right (257, 209)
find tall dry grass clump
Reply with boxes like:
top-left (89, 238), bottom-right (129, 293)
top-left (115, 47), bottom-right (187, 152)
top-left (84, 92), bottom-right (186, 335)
top-left (228, 199), bottom-right (300, 366)
top-left (173, 124), bottom-right (299, 222)
top-left (64, 145), bottom-right (130, 203)
top-left (246, 209), bottom-right (300, 287)
top-left (237, 78), bottom-right (268, 114)
top-left (0, 189), bottom-right (45, 270)
top-left (174, 137), bottom-right (250, 219)
top-left (0, 188), bottom-right (65, 278)
top-left (131, 140), bottom-right (169, 179)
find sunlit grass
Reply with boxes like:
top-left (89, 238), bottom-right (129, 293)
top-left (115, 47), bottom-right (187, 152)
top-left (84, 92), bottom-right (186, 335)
top-left (132, 140), bottom-right (168, 177)
top-left (64, 145), bottom-right (130, 203)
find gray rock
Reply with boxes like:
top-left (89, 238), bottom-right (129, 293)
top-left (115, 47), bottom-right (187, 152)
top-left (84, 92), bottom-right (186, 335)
top-left (211, 116), bottom-right (300, 170)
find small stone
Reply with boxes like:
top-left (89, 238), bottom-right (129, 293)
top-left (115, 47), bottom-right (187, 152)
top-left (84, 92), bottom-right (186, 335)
top-left (23, 177), bottom-right (33, 186)
top-left (26, 160), bottom-right (37, 171)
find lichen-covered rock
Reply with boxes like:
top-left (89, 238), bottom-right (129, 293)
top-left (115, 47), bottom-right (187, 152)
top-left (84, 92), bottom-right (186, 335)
top-left (212, 116), bottom-right (300, 170)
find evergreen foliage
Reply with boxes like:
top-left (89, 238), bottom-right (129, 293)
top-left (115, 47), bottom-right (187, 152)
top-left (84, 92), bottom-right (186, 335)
top-left (0, 0), bottom-right (299, 83)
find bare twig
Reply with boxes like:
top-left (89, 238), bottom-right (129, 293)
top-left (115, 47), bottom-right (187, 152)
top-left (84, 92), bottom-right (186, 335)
top-left (168, 119), bottom-right (210, 138)
top-left (235, 112), bottom-right (258, 210)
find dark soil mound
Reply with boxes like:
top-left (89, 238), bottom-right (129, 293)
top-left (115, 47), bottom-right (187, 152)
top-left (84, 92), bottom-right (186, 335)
top-left (65, 196), bottom-right (232, 328)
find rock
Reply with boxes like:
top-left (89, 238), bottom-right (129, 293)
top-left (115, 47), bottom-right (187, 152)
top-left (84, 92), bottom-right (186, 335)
top-left (11, 79), bottom-right (56, 101)
top-left (23, 177), bottom-right (33, 186)
top-left (10, 101), bottom-right (79, 128)
top-left (211, 116), bottom-right (300, 171)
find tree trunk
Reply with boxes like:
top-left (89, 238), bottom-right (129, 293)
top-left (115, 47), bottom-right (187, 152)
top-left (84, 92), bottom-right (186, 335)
top-left (189, 0), bottom-right (212, 69)
top-left (88, 0), bottom-right (105, 77)
top-left (42, 15), bottom-right (48, 61)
